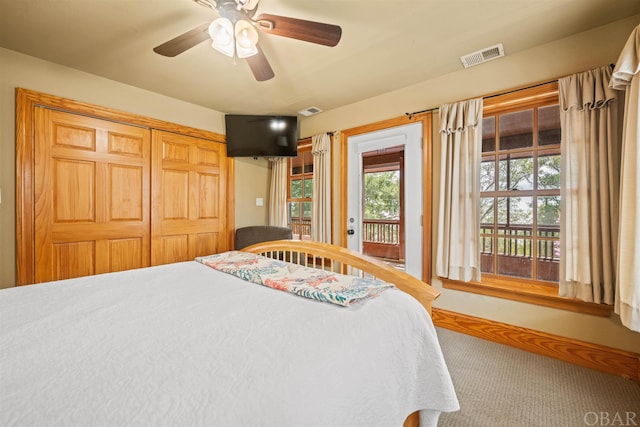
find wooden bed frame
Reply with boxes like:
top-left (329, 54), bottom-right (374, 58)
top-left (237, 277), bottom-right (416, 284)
top-left (243, 240), bottom-right (441, 426)
top-left (242, 239), bottom-right (440, 314)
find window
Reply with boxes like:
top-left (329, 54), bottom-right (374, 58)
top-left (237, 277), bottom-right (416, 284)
top-left (443, 82), bottom-right (612, 315)
top-left (288, 143), bottom-right (312, 239)
top-left (480, 91), bottom-right (561, 286)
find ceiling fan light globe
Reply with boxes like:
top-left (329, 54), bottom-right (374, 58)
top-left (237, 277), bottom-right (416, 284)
top-left (235, 20), bottom-right (259, 49)
top-left (209, 18), bottom-right (234, 47)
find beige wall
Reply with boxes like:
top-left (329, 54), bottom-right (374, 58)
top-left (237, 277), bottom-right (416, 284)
top-left (233, 157), bottom-right (270, 229)
top-left (0, 47), bottom-right (268, 288)
top-left (299, 15), bottom-right (640, 353)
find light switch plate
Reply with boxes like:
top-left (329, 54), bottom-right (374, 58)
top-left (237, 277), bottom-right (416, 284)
top-left (256, 197), bottom-right (263, 207)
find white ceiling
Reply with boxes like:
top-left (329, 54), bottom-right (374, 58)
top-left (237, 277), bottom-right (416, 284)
top-left (1, 0), bottom-right (639, 116)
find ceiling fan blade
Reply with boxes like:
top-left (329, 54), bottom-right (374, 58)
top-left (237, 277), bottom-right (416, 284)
top-left (254, 13), bottom-right (342, 47)
top-left (246, 43), bottom-right (274, 81)
top-left (153, 23), bottom-right (211, 57)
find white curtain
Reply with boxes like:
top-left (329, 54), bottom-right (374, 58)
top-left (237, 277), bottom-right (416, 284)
top-left (558, 65), bottom-right (621, 304)
top-left (311, 133), bottom-right (332, 243)
top-left (268, 157), bottom-right (288, 227)
top-left (436, 99), bottom-right (483, 282)
top-left (609, 24), bottom-right (640, 332)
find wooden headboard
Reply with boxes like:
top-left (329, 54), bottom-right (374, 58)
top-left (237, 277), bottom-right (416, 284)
top-left (242, 239), bottom-right (440, 315)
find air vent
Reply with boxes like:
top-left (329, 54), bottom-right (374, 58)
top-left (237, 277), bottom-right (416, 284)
top-left (460, 43), bottom-right (505, 68)
top-left (298, 106), bottom-right (323, 117)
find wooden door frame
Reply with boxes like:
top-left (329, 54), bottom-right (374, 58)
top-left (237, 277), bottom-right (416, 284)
top-left (15, 88), bottom-right (234, 285)
top-left (339, 112), bottom-right (433, 283)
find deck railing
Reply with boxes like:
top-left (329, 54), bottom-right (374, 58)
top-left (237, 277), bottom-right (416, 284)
top-left (480, 223), bottom-right (560, 260)
top-left (480, 223), bottom-right (560, 281)
top-left (289, 218), bottom-right (311, 240)
top-left (362, 219), bottom-right (400, 244)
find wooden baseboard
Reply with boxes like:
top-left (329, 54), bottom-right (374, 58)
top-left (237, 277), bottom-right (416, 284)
top-left (432, 308), bottom-right (640, 383)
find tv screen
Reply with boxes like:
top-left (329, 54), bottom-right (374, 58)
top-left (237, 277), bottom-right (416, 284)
top-left (224, 114), bottom-right (299, 157)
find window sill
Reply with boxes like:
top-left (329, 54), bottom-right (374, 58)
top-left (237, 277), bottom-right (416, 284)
top-left (440, 277), bottom-right (613, 317)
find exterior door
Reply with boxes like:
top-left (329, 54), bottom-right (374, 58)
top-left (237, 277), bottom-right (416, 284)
top-left (151, 130), bottom-right (228, 265)
top-left (34, 108), bottom-right (151, 282)
top-left (347, 122), bottom-right (423, 278)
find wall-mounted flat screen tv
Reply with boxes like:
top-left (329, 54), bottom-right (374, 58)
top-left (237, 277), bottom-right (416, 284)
top-left (224, 114), bottom-right (299, 157)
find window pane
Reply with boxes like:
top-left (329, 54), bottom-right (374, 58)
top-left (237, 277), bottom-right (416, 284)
top-left (482, 116), bottom-right (496, 152)
top-left (480, 197), bottom-right (494, 226)
top-left (480, 196), bottom-right (495, 275)
top-left (499, 110), bottom-right (533, 150)
top-left (291, 179), bottom-right (302, 198)
top-left (498, 154), bottom-right (534, 191)
top-left (303, 151), bottom-right (313, 173)
top-left (497, 196), bottom-right (533, 229)
top-left (480, 159), bottom-right (495, 192)
top-left (303, 177), bottom-right (313, 198)
top-left (481, 253), bottom-right (494, 274)
top-left (302, 201), bottom-right (312, 219)
top-left (291, 155), bottom-right (303, 175)
top-left (497, 244), bottom-right (533, 279)
top-left (537, 241), bottom-right (560, 282)
top-left (537, 196), bottom-right (560, 235)
top-left (289, 202), bottom-right (300, 219)
top-left (538, 104), bottom-right (560, 146)
top-left (537, 154), bottom-right (560, 189)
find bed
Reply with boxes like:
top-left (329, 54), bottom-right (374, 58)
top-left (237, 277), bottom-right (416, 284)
top-left (0, 240), bottom-right (459, 427)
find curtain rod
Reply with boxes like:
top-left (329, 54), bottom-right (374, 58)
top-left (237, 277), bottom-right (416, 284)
top-left (404, 63), bottom-right (615, 119)
top-left (404, 79), bottom-right (556, 119)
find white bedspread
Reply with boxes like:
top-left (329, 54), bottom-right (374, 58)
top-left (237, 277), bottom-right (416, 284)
top-left (0, 261), bottom-right (458, 426)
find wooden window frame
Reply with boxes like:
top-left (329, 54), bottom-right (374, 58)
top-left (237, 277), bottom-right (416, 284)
top-left (441, 82), bottom-right (612, 317)
top-left (287, 140), bottom-right (313, 239)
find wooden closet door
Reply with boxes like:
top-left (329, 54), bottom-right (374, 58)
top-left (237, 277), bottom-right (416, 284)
top-left (151, 130), bottom-right (228, 265)
top-left (34, 108), bottom-right (151, 282)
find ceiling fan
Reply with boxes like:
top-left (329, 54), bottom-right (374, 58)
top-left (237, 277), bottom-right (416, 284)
top-left (153, 0), bottom-right (342, 81)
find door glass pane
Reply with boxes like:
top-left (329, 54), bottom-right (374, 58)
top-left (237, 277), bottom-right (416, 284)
top-left (499, 109), bottom-right (533, 150)
top-left (363, 171), bottom-right (400, 220)
top-left (482, 116), bottom-right (496, 152)
top-left (537, 153), bottom-right (560, 189)
top-left (498, 153), bottom-right (534, 191)
top-left (538, 104), bottom-right (560, 146)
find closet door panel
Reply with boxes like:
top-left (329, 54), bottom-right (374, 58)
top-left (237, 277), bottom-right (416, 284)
top-left (34, 108), bottom-right (151, 282)
top-left (152, 130), bottom-right (228, 265)
top-left (108, 238), bottom-right (145, 272)
top-left (109, 165), bottom-right (144, 221)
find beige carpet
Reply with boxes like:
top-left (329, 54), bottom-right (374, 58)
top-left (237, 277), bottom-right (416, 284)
top-left (436, 327), bottom-right (640, 427)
